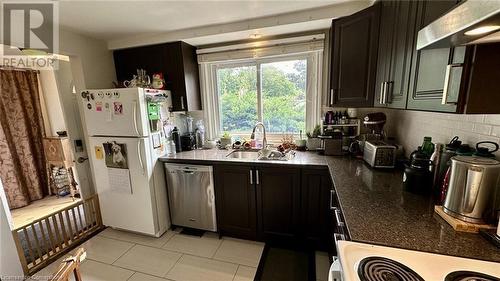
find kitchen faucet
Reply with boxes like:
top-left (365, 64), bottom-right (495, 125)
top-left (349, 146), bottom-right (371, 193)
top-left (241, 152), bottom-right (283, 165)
top-left (250, 122), bottom-right (267, 148)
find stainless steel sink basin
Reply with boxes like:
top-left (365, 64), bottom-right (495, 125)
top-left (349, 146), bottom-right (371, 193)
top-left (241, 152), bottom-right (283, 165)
top-left (226, 150), bottom-right (260, 159)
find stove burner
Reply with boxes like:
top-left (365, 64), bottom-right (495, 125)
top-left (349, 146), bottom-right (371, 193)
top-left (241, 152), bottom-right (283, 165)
top-left (445, 271), bottom-right (500, 281)
top-left (358, 257), bottom-right (424, 281)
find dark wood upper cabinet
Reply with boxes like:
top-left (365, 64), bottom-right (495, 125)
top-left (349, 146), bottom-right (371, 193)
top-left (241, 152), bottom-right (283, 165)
top-left (256, 166), bottom-right (301, 242)
top-left (113, 41), bottom-right (201, 112)
top-left (406, 0), bottom-right (463, 113)
top-left (301, 168), bottom-right (332, 250)
top-left (214, 165), bottom-right (257, 240)
top-left (330, 4), bottom-right (380, 107)
top-left (462, 44), bottom-right (500, 114)
top-left (374, 1), bottom-right (417, 109)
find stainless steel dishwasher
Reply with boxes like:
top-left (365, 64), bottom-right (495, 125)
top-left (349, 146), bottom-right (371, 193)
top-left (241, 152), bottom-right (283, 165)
top-left (164, 163), bottom-right (217, 231)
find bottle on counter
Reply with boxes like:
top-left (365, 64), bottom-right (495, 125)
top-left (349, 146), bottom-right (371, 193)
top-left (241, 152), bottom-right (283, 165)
top-left (168, 140), bottom-right (176, 156)
top-left (171, 127), bottom-right (182, 153)
top-left (421, 136), bottom-right (435, 157)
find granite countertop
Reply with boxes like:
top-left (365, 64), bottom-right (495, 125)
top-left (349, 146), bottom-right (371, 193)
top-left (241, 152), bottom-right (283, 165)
top-left (159, 149), bottom-right (500, 262)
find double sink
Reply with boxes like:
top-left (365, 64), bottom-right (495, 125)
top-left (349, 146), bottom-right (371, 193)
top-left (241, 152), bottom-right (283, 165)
top-left (225, 149), bottom-right (294, 161)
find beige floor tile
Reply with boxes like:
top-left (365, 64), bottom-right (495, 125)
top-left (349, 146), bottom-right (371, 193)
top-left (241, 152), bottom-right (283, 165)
top-left (162, 232), bottom-right (222, 258)
top-left (77, 260), bottom-right (134, 281)
top-left (166, 255), bottom-right (238, 281)
top-left (113, 245), bottom-right (181, 277)
top-left (81, 236), bottom-right (134, 264)
top-left (315, 251), bottom-right (330, 281)
top-left (233, 265), bottom-right (257, 281)
top-left (128, 272), bottom-right (170, 281)
top-left (213, 238), bottom-right (264, 267)
top-left (99, 227), bottom-right (175, 248)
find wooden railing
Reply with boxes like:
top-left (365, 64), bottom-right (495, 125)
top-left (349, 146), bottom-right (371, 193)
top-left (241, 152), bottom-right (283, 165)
top-left (11, 194), bottom-right (103, 275)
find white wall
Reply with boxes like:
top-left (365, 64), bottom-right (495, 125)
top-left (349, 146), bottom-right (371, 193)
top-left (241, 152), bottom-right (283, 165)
top-left (59, 28), bottom-right (116, 89)
top-left (0, 181), bottom-right (24, 278)
top-left (387, 109), bottom-right (500, 158)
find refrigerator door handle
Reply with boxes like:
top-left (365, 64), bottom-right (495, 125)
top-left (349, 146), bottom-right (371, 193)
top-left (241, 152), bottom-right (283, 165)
top-left (137, 139), bottom-right (145, 175)
top-left (133, 101), bottom-right (140, 136)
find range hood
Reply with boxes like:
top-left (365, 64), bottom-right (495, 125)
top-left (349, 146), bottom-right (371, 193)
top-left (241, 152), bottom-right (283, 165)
top-left (417, 0), bottom-right (500, 50)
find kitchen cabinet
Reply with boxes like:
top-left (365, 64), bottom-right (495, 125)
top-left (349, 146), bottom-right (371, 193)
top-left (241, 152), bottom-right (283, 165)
top-left (256, 166), bottom-right (301, 243)
top-left (301, 168), bottom-right (332, 250)
top-left (406, 0), bottom-right (463, 112)
top-left (374, 1), bottom-right (418, 109)
top-left (113, 41), bottom-right (201, 111)
top-left (214, 165), bottom-right (257, 240)
top-left (329, 4), bottom-right (380, 107)
top-left (213, 164), bottom-right (334, 248)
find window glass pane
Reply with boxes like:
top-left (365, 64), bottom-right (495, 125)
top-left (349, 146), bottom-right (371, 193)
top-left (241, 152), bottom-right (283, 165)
top-left (261, 59), bottom-right (306, 134)
top-left (217, 65), bottom-right (258, 133)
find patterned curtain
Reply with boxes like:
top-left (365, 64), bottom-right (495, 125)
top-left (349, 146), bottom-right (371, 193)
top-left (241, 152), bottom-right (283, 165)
top-left (0, 69), bottom-right (47, 209)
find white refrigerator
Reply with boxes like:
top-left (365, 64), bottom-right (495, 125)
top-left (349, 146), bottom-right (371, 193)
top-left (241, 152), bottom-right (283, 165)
top-left (80, 87), bottom-right (171, 237)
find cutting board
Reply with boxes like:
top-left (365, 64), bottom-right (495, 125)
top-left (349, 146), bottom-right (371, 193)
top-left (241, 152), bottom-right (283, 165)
top-left (434, 205), bottom-right (497, 233)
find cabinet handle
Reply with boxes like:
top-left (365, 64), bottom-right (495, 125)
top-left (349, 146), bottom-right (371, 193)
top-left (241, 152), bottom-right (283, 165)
top-left (255, 170), bottom-right (259, 185)
top-left (330, 189), bottom-right (335, 210)
top-left (334, 208), bottom-right (345, 227)
top-left (441, 63), bottom-right (463, 105)
top-left (379, 82), bottom-right (385, 104)
top-left (249, 170), bottom-right (253, 185)
top-left (180, 96), bottom-right (185, 110)
top-left (384, 81), bottom-right (392, 104)
top-left (330, 89), bottom-right (334, 106)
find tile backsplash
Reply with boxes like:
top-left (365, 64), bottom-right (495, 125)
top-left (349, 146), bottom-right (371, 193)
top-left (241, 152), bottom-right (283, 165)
top-left (384, 109), bottom-right (500, 158)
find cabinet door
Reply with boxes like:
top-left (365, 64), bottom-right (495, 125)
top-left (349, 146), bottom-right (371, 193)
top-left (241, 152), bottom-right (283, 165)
top-left (386, 1), bottom-right (418, 109)
top-left (374, 1), bottom-right (395, 108)
top-left (214, 165), bottom-right (257, 240)
top-left (301, 169), bottom-right (332, 250)
top-left (113, 44), bottom-right (166, 83)
top-left (330, 4), bottom-right (380, 107)
top-left (256, 166), bottom-right (300, 242)
top-left (407, 0), bottom-right (462, 112)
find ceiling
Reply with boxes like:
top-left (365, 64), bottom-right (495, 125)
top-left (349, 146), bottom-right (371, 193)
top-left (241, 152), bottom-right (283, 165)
top-left (57, 0), bottom-right (372, 48)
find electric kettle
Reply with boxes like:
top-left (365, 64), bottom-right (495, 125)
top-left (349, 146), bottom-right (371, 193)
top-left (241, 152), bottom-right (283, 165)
top-left (443, 156), bottom-right (500, 223)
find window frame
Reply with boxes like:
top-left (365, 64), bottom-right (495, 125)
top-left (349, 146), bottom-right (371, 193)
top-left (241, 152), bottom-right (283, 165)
top-left (213, 53), bottom-right (311, 141)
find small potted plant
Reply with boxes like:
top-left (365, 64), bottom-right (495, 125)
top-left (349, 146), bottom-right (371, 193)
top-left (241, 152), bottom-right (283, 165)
top-left (219, 132), bottom-right (233, 149)
top-left (306, 125), bottom-right (322, 151)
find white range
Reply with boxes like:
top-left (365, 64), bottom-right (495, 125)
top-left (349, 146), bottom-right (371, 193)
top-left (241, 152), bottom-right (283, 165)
top-left (330, 240), bottom-right (500, 281)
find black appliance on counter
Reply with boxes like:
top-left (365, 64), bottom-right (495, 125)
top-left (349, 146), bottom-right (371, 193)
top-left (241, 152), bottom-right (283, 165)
top-left (403, 149), bottom-right (433, 195)
top-left (180, 133), bottom-right (196, 151)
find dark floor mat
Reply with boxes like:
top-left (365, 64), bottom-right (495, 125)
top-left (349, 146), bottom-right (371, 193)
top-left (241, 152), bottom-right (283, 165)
top-left (179, 228), bottom-right (205, 237)
top-left (255, 246), bottom-right (314, 281)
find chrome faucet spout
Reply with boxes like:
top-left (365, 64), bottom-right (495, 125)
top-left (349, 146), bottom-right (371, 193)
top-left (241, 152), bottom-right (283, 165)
top-left (250, 122), bottom-right (267, 148)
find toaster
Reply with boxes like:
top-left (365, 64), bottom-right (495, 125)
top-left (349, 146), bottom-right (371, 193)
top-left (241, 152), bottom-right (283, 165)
top-left (363, 140), bottom-right (396, 168)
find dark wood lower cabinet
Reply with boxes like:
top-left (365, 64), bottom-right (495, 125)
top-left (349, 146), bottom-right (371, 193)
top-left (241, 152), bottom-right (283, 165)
top-left (213, 164), bottom-right (333, 249)
top-left (214, 165), bottom-right (257, 240)
top-left (301, 169), bottom-right (333, 250)
top-left (255, 167), bottom-right (301, 243)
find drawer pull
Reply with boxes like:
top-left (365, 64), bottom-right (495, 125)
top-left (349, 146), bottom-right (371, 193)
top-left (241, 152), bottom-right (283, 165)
top-left (334, 208), bottom-right (345, 227)
top-left (330, 189), bottom-right (335, 210)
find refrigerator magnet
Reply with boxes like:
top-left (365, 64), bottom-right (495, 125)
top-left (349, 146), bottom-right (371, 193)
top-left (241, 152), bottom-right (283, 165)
top-left (95, 101), bottom-right (103, 112)
top-left (98, 92), bottom-right (104, 99)
top-left (104, 102), bottom-right (110, 111)
top-left (113, 92), bottom-right (120, 98)
top-left (113, 102), bottom-right (123, 115)
top-left (105, 92), bottom-right (112, 98)
top-left (87, 103), bottom-right (92, 110)
top-left (95, 146), bottom-right (104, 159)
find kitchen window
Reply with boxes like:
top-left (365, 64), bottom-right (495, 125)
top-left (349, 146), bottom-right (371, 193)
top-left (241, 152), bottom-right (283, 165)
top-left (216, 58), bottom-right (307, 135)
top-left (198, 36), bottom-right (324, 140)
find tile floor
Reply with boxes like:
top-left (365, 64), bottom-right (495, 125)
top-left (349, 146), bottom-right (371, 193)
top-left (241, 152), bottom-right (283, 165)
top-left (32, 228), bottom-right (263, 281)
top-left (32, 227), bottom-right (331, 281)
